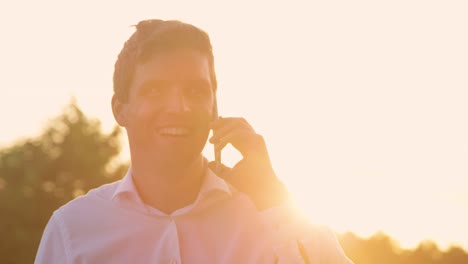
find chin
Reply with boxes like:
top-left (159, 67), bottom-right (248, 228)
top-left (159, 149), bottom-right (203, 167)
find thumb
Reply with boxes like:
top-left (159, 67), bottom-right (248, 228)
top-left (208, 161), bottom-right (232, 178)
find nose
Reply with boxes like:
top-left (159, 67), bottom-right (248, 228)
top-left (165, 89), bottom-right (191, 113)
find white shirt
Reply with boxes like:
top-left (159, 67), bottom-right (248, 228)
top-left (35, 165), bottom-right (353, 264)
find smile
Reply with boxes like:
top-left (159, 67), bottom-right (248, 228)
top-left (158, 127), bottom-right (191, 137)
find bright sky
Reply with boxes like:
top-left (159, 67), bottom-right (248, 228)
top-left (1, 0), bottom-right (467, 251)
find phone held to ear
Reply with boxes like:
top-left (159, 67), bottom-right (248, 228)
top-left (213, 97), bottom-right (221, 165)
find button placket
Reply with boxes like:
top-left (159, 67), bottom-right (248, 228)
top-left (168, 216), bottom-right (181, 264)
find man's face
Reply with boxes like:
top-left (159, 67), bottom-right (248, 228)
top-left (119, 49), bottom-right (215, 165)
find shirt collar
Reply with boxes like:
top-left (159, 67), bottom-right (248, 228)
top-left (111, 159), bottom-right (232, 206)
top-left (111, 166), bottom-right (141, 203)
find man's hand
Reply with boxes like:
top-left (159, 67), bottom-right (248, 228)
top-left (208, 117), bottom-right (289, 210)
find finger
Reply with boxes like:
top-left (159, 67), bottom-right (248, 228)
top-left (214, 129), bottom-right (258, 157)
top-left (210, 119), bottom-right (253, 143)
top-left (208, 161), bottom-right (232, 178)
top-left (210, 117), bottom-right (253, 131)
top-left (213, 137), bottom-right (231, 155)
top-left (210, 120), bottom-right (240, 143)
top-left (210, 116), bottom-right (229, 129)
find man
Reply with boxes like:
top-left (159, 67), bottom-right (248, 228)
top-left (36, 19), bottom-right (353, 263)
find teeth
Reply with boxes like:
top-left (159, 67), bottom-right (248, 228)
top-left (158, 127), bottom-right (190, 136)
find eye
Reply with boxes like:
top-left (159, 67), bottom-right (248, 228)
top-left (140, 81), bottom-right (168, 97)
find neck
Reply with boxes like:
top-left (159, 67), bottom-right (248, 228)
top-left (131, 154), bottom-right (206, 214)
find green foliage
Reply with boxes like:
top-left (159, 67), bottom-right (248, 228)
top-left (338, 232), bottom-right (468, 264)
top-left (0, 101), bottom-right (127, 264)
top-left (0, 100), bottom-right (467, 263)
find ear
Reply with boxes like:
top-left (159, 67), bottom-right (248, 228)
top-left (111, 94), bottom-right (129, 127)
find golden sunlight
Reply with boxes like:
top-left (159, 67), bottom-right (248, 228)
top-left (1, 1), bottom-right (468, 263)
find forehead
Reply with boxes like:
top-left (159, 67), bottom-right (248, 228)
top-left (132, 49), bottom-right (211, 84)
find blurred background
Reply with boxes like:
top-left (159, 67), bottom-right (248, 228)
top-left (1, 0), bottom-right (467, 263)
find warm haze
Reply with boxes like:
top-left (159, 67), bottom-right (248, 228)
top-left (1, 0), bottom-right (467, 251)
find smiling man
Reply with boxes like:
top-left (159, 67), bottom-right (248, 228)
top-left (35, 19), bottom-right (353, 263)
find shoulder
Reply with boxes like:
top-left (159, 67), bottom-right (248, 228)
top-left (261, 205), bottom-right (353, 263)
top-left (36, 181), bottom-right (122, 263)
top-left (55, 180), bottom-right (122, 221)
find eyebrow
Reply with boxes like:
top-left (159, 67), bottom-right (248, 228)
top-left (136, 80), bottom-right (170, 94)
top-left (143, 79), bottom-right (211, 86)
top-left (139, 79), bottom-right (169, 87)
top-left (185, 79), bottom-right (211, 86)
top-left (137, 79), bottom-right (212, 92)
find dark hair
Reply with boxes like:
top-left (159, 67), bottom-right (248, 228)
top-left (113, 19), bottom-right (217, 102)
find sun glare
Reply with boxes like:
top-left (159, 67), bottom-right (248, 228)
top-left (1, 0), bottom-right (467, 254)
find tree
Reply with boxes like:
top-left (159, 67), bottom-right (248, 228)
top-left (0, 101), bottom-right (127, 264)
top-left (338, 232), bottom-right (468, 264)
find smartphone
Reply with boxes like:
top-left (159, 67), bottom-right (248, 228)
top-left (213, 96), bottom-right (221, 164)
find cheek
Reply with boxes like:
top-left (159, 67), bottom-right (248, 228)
top-left (191, 109), bottom-right (212, 134)
top-left (197, 107), bottom-right (214, 124)
top-left (141, 99), bottom-right (163, 115)
top-left (198, 101), bottom-right (215, 120)
top-left (128, 101), bottom-right (161, 128)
